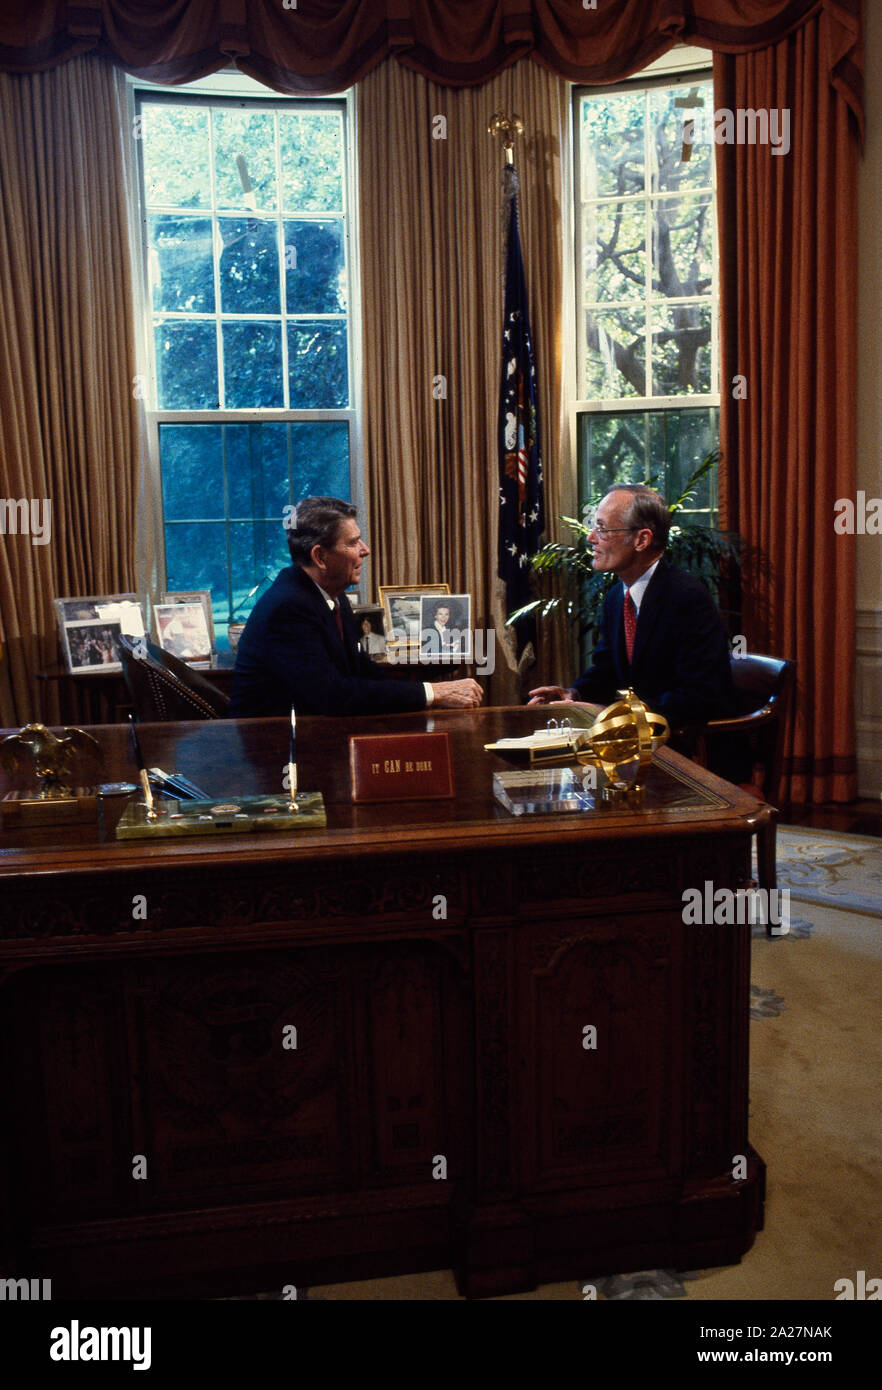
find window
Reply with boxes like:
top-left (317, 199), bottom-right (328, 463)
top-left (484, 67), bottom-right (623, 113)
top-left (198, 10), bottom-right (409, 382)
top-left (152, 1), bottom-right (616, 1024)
top-left (574, 66), bottom-right (719, 528)
top-left (134, 83), bottom-right (356, 646)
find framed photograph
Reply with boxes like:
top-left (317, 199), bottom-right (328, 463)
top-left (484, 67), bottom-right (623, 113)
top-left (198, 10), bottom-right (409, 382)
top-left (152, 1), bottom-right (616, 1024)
top-left (154, 602), bottom-right (213, 665)
top-left (351, 603), bottom-right (387, 657)
top-left (61, 618), bottom-right (124, 674)
top-left (54, 594), bottom-right (146, 675)
top-left (379, 584), bottom-right (449, 649)
top-left (419, 593), bottom-right (472, 658)
top-left (162, 590), bottom-right (216, 658)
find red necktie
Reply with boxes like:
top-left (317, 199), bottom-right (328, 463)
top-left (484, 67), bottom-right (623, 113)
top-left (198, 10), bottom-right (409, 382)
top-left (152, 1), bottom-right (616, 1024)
top-left (333, 600), bottom-right (344, 640)
top-left (624, 590), bottom-right (637, 663)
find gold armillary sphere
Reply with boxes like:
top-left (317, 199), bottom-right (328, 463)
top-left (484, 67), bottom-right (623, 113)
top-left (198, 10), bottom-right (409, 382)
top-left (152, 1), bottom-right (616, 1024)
top-left (575, 689), bottom-right (669, 800)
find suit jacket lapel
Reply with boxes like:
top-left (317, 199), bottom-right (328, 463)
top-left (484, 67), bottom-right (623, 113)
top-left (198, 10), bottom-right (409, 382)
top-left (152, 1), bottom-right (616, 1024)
top-left (295, 567), bottom-right (350, 674)
top-left (630, 561), bottom-right (668, 675)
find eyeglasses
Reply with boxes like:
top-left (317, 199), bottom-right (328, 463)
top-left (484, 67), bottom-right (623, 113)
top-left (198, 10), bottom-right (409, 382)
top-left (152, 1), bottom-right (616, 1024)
top-left (590, 523), bottom-right (638, 539)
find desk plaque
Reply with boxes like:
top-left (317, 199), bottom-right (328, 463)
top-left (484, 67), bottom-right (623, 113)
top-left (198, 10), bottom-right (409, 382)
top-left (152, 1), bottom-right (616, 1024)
top-left (349, 732), bottom-right (454, 801)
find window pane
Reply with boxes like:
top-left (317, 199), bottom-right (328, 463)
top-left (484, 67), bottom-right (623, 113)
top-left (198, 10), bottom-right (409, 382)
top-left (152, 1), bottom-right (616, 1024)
top-left (651, 193), bottom-right (713, 298)
top-left (229, 521), bottom-right (285, 617)
top-left (584, 307), bottom-right (645, 398)
top-left (583, 200), bottom-right (645, 303)
top-left (141, 105), bottom-right (211, 209)
top-left (279, 112), bottom-right (344, 212)
top-left (154, 320), bottom-right (218, 409)
top-left (578, 406), bottom-right (718, 513)
top-left (580, 90), bottom-right (644, 199)
top-left (287, 322), bottom-right (348, 407)
top-left (148, 216), bottom-right (215, 314)
top-left (219, 218), bottom-right (281, 315)
top-left (158, 423), bottom-right (353, 628)
top-left (288, 421), bottom-right (350, 499)
top-left (226, 422), bottom-right (290, 518)
top-left (647, 409), bottom-right (718, 513)
top-left (578, 413), bottom-right (648, 496)
top-left (651, 303), bottom-right (712, 395)
top-left (164, 521), bottom-right (229, 614)
top-left (212, 109), bottom-right (277, 211)
top-left (650, 83), bottom-right (714, 194)
top-left (578, 78), bottom-right (716, 404)
top-left (284, 219), bottom-right (346, 313)
top-left (159, 424), bottom-right (224, 520)
top-left (222, 322), bottom-right (284, 408)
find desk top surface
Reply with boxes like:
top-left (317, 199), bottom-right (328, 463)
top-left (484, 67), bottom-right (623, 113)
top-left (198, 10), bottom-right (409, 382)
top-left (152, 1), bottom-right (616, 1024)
top-left (0, 707), bottom-right (767, 878)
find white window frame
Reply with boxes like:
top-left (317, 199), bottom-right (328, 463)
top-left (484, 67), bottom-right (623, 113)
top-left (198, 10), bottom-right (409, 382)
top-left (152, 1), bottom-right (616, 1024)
top-left (124, 70), bottom-right (366, 612)
top-left (569, 48), bottom-right (719, 515)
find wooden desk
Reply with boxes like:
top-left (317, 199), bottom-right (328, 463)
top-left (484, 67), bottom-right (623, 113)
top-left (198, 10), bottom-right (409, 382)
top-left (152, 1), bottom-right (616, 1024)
top-left (0, 710), bottom-right (768, 1299)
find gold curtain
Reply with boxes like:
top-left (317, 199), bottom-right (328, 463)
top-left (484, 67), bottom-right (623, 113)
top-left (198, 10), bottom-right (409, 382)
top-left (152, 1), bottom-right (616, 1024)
top-left (357, 59), bottom-right (570, 702)
top-left (0, 55), bottom-right (140, 726)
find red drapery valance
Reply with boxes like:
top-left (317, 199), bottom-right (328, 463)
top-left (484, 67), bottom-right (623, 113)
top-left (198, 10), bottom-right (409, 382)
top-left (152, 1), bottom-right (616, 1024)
top-left (0, 1), bottom-right (862, 126)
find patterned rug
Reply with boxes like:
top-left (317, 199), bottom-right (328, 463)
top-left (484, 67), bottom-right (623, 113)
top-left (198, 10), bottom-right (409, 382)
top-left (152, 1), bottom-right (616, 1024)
top-left (775, 826), bottom-right (882, 918)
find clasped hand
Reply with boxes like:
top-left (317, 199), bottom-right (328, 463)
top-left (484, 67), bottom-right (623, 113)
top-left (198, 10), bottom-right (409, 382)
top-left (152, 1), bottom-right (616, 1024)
top-left (432, 679), bottom-right (483, 708)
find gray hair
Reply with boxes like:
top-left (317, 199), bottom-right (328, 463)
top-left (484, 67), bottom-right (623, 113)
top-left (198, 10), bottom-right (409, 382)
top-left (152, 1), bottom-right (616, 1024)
top-left (286, 496), bottom-right (357, 564)
top-left (606, 485), bottom-right (670, 552)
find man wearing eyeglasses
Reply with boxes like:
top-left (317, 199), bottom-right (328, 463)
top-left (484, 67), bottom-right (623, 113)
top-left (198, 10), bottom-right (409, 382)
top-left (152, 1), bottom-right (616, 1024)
top-left (527, 484), bottom-right (732, 735)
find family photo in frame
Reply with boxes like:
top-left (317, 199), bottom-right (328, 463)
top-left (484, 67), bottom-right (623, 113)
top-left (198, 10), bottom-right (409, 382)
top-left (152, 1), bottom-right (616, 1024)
top-left (154, 596), bottom-right (214, 665)
top-left (379, 583), bottom-right (450, 650)
top-left (161, 591), bottom-right (216, 662)
top-left (54, 595), bottom-right (146, 675)
top-left (351, 604), bottom-right (386, 657)
top-left (418, 594), bottom-right (472, 658)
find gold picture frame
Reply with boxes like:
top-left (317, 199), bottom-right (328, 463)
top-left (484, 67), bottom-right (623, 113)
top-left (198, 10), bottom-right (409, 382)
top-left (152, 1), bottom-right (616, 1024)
top-left (378, 584), bottom-right (450, 650)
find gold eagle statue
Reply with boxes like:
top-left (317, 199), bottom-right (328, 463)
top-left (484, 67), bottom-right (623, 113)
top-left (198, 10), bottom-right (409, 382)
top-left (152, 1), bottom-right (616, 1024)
top-left (0, 723), bottom-right (102, 795)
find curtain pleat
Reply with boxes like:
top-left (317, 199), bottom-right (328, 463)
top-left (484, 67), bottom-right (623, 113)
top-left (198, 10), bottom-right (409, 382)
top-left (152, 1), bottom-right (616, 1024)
top-left (0, 55), bottom-right (139, 726)
top-left (357, 58), bottom-right (570, 701)
top-left (716, 11), bottom-right (859, 804)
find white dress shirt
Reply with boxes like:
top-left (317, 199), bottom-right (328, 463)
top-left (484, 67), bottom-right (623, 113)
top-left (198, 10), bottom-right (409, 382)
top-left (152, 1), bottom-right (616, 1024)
top-left (624, 557), bottom-right (661, 615)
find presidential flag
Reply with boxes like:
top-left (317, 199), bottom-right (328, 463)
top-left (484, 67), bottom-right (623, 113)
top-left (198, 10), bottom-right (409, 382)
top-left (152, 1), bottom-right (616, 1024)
top-left (497, 165), bottom-right (544, 653)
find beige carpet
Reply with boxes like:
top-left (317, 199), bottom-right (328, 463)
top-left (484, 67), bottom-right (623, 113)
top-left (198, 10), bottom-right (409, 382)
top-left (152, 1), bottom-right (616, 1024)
top-left (293, 829), bottom-right (882, 1300)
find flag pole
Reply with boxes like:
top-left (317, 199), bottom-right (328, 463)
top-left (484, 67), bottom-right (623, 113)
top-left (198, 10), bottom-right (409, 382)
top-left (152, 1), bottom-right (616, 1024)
top-left (490, 112), bottom-right (544, 663)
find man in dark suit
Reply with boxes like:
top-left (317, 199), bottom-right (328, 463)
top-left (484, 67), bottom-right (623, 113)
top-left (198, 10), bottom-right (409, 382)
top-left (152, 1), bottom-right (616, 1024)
top-left (528, 485), bottom-right (732, 732)
top-left (230, 497), bottom-right (482, 717)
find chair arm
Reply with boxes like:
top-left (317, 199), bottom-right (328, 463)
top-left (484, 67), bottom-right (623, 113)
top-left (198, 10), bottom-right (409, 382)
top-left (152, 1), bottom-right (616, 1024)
top-left (706, 702), bottom-right (778, 734)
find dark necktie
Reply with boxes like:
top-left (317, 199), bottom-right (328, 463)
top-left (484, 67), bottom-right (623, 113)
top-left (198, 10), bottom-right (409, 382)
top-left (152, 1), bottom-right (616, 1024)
top-left (624, 590), bottom-right (637, 664)
top-left (333, 600), bottom-right (344, 641)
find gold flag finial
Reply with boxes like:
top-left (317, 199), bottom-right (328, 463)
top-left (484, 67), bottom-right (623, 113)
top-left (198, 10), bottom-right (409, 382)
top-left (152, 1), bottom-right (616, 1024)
top-left (488, 111), bottom-right (524, 165)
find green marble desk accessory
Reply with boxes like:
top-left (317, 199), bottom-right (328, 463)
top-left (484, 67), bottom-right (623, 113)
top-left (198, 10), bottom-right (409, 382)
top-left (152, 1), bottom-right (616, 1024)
top-left (115, 793), bottom-right (326, 839)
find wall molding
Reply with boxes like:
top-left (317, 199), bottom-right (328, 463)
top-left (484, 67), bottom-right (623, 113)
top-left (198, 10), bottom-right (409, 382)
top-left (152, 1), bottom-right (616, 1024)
top-left (856, 608), bottom-right (882, 798)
